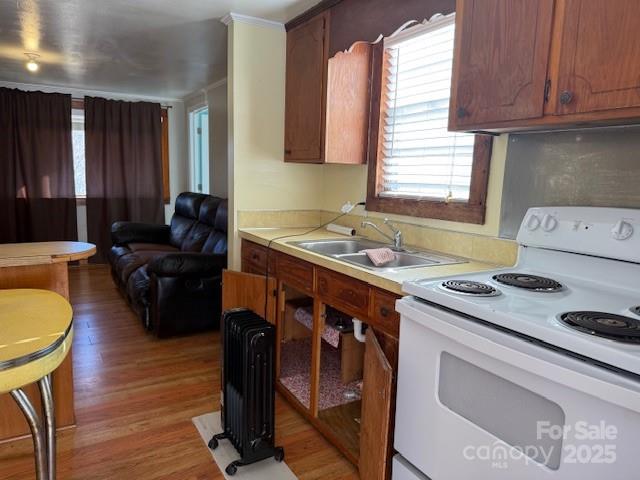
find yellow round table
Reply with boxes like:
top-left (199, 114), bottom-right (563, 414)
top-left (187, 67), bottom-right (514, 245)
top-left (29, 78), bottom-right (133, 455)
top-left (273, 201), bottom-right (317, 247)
top-left (0, 289), bottom-right (73, 480)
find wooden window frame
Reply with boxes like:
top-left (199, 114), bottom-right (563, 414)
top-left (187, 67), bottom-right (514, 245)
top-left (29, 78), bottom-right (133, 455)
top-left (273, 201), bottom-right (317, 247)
top-left (365, 42), bottom-right (493, 225)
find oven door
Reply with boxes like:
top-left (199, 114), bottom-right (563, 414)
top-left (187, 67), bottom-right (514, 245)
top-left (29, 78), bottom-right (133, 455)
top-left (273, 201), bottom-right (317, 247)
top-left (394, 297), bottom-right (640, 480)
top-left (393, 454), bottom-right (431, 480)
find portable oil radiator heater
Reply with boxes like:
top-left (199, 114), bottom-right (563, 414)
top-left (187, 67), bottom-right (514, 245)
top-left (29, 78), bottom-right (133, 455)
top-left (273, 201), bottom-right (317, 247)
top-left (208, 308), bottom-right (284, 476)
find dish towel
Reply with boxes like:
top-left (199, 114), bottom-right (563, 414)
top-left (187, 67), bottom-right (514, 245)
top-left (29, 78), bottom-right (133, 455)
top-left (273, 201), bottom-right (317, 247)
top-left (362, 248), bottom-right (396, 266)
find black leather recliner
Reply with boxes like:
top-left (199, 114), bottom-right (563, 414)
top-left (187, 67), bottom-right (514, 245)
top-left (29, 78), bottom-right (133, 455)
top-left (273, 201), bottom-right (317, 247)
top-left (108, 192), bottom-right (227, 337)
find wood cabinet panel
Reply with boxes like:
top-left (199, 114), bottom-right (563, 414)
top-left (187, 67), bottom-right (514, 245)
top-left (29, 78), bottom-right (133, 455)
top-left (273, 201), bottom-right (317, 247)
top-left (450, 0), bottom-right (555, 129)
top-left (241, 240), bottom-right (276, 276)
top-left (316, 268), bottom-right (369, 318)
top-left (369, 289), bottom-right (400, 338)
top-left (553, 0), bottom-right (640, 115)
top-left (222, 270), bottom-right (277, 324)
top-left (276, 252), bottom-right (315, 293)
top-left (359, 328), bottom-right (395, 480)
top-left (285, 12), bottom-right (329, 163)
top-left (324, 42), bottom-right (371, 164)
top-left (450, 0), bottom-right (640, 131)
top-left (240, 260), bottom-right (263, 276)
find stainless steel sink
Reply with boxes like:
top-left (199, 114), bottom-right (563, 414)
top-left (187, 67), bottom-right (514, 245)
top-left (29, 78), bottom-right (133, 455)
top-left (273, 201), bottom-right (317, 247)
top-left (289, 238), bottom-right (465, 271)
top-left (292, 239), bottom-right (387, 256)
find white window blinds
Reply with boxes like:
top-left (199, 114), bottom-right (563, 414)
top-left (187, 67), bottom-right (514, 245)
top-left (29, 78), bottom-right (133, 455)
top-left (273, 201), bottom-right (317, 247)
top-left (380, 13), bottom-right (476, 202)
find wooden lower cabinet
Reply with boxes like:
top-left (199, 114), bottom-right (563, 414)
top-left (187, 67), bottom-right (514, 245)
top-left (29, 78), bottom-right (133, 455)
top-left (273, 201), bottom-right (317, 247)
top-left (360, 329), bottom-right (397, 480)
top-left (223, 241), bottom-right (401, 479)
top-left (221, 270), bottom-right (277, 323)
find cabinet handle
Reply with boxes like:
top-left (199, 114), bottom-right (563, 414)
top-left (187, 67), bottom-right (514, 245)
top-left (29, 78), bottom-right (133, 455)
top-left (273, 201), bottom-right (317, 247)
top-left (284, 149), bottom-right (292, 155)
top-left (380, 306), bottom-right (390, 317)
top-left (456, 107), bottom-right (469, 118)
top-left (559, 91), bottom-right (574, 105)
top-left (252, 253), bottom-right (259, 260)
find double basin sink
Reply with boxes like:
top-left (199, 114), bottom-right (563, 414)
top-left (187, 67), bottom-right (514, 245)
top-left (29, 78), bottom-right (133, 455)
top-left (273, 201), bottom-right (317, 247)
top-left (289, 238), bottom-right (465, 272)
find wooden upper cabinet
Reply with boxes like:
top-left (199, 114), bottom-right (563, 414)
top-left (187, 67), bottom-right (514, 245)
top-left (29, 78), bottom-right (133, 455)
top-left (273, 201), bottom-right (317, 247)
top-left (450, 0), bottom-right (640, 131)
top-left (552, 0), bottom-right (640, 116)
top-left (324, 42), bottom-right (372, 164)
top-left (284, 12), bottom-right (370, 164)
top-left (285, 12), bottom-right (329, 163)
top-left (449, 0), bottom-right (555, 130)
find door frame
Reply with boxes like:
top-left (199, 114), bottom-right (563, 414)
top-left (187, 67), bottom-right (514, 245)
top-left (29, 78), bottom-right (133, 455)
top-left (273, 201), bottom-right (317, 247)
top-left (188, 104), bottom-right (210, 194)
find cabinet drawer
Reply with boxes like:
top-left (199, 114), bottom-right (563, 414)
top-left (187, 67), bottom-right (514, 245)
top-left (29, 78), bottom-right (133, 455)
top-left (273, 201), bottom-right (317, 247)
top-left (276, 252), bottom-right (314, 292)
top-left (241, 240), bottom-right (275, 275)
top-left (316, 268), bottom-right (369, 318)
top-left (370, 289), bottom-right (400, 338)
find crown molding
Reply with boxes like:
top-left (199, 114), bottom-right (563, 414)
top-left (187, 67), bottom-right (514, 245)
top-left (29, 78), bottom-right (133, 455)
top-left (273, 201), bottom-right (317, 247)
top-left (182, 77), bottom-right (227, 102)
top-left (220, 12), bottom-right (285, 31)
top-left (182, 89), bottom-right (205, 103)
top-left (205, 77), bottom-right (227, 90)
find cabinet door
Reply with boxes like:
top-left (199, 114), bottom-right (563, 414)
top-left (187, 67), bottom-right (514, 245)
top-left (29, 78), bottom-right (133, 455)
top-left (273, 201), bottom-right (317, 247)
top-left (284, 12), bottom-right (329, 163)
top-left (324, 42), bottom-right (371, 164)
top-left (554, 0), bottom-right (640, 115)
top-left (449, 0), bottom-right (554, 129)
top-left (359, 329), bottom-right (396, 480)
top-left (222, 270), bottom-right (277, 324)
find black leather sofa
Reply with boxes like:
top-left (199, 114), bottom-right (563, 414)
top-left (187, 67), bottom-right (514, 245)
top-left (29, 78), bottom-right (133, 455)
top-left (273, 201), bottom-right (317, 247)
top-left (108, 192), bottom-right (227, 337)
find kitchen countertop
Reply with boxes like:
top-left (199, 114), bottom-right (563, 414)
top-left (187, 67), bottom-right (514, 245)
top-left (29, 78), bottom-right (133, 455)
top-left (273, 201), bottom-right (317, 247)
top-left (0, 241), bottom-right (96, 268)
top-left (239, 228), bottom-right (506, 296)
top-left (0, 241), bottom-right (93, 442)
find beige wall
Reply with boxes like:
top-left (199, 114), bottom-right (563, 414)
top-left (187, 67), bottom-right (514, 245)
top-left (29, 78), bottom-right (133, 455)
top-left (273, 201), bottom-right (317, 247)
top-left (227, 19), bottom-right (324, 268)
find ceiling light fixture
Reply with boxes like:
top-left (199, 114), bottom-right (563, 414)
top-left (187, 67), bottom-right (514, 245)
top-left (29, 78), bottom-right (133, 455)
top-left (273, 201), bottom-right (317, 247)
top-left (24, 53), bottom-right (40, 72)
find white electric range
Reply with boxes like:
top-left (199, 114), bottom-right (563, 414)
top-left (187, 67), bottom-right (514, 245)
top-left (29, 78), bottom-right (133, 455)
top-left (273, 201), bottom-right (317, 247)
top-left (392, 207), bottom-right (640, 480)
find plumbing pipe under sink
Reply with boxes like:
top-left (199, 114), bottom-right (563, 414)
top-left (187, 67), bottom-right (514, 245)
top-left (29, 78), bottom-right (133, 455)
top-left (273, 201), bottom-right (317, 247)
top-left (352, 318), bottom-right (366, 343)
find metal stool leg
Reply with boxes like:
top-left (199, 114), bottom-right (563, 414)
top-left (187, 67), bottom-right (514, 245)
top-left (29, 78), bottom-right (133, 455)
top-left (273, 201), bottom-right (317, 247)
top-left (10, 388), bottom-right (48, 480)
top-left (38, 375), bottom-right (56, 480)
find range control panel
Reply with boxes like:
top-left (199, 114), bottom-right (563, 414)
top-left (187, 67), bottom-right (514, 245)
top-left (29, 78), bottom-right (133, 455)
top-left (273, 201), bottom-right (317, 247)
top-left (516, 207), bottom-right (640, 263)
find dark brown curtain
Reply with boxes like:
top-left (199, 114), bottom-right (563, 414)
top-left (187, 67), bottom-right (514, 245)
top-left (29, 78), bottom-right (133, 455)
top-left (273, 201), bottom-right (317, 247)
top-left (0, 88), bottom-right (77, 243)
top-left (85, 97), bottom-right (164, 263)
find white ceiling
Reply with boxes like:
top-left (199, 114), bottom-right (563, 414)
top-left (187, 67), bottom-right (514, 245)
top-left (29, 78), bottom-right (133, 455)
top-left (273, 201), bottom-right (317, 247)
top-left (0, 0), bottom-right (319, 100)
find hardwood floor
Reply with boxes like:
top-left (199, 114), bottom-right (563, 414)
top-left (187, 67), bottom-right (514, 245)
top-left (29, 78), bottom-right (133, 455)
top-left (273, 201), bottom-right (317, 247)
top-left (0, 265), bottom-right (359, 480)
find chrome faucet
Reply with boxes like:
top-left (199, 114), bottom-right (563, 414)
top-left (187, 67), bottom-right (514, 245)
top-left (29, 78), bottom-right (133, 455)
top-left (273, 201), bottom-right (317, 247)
top-left (361, 218), bottom-right (403, 250)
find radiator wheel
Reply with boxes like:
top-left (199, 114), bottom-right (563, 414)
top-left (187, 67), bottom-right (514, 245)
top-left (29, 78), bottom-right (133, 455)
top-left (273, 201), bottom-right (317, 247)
top-left (274, 447), bottom-right (285, 462)
top-left (225, 463), bottom-right (238, 476)
top-left (207, 437), bottom-right (218, 450)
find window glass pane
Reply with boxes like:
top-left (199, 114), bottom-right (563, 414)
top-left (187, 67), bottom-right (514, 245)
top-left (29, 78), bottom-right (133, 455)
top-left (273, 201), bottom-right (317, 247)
top-left (71, 116), bottom-right (86, 198)
top-left (189, 107), bottom-right (209, 194)
top-left (381, 14), bottom-right (476, 202)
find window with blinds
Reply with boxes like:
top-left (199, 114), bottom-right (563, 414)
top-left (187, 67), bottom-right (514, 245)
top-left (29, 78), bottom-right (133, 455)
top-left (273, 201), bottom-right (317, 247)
top-left (380, 13), bottom-right (476, 202)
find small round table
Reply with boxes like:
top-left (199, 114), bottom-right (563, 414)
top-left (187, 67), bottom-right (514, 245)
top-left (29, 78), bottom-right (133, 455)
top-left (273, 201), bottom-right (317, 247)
top-left (0, 289), bottom-right (73, 480)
